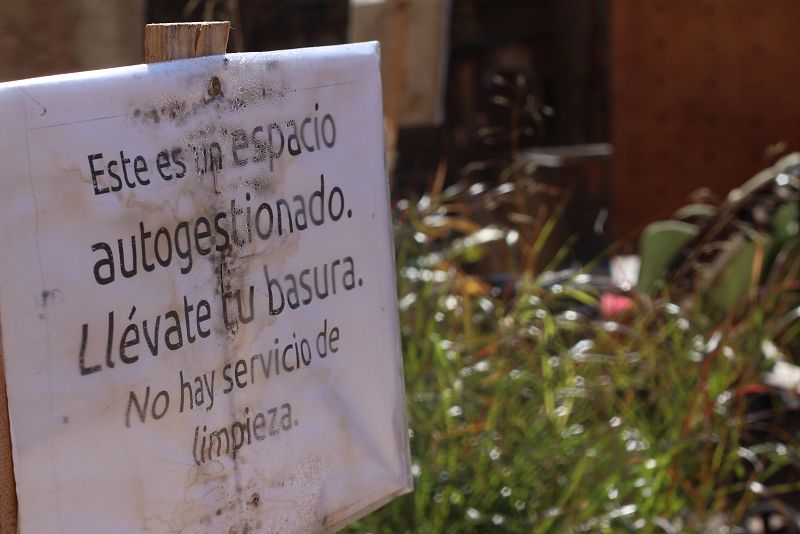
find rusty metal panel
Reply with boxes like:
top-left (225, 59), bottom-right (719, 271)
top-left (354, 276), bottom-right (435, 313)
top-left (610, 0), bottom-right (800, 238)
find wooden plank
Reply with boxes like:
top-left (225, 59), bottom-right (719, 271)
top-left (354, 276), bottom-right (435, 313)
top-left (144, 21), bottom-right (230, 63)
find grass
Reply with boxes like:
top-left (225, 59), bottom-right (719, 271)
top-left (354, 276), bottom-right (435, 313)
top-left (347, 167), bottom-right (800, 533)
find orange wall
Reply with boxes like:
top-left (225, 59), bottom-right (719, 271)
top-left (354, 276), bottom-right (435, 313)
top-left (611, 0), bottom-right (800, 238)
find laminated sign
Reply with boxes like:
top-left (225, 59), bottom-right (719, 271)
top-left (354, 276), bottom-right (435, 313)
top-left (0, 42), bottom-right (411, 532)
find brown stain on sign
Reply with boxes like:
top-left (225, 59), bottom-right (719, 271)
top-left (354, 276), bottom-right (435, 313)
top-left (126, 53), bottom-right (315, 531)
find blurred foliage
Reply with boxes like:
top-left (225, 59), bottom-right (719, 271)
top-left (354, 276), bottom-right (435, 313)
top-left (646, 154), bottom-right (800, 333)
top-left (345, 157), bottom-right (800, 532)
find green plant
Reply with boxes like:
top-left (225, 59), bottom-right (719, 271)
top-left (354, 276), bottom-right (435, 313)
top-left (347, 164), bottom-right (800, 532)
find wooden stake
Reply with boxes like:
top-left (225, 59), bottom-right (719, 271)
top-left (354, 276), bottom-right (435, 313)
top-left (0, 323), bottom-right (16, 534)
top-left (144, 21), bottom-right (230, 63)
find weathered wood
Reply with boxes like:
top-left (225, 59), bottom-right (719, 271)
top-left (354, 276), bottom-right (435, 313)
top-left (144, 21), bottom-right (230, 63)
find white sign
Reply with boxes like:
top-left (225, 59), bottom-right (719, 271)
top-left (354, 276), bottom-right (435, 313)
top-left (0, 42), bottom-right (410, 532)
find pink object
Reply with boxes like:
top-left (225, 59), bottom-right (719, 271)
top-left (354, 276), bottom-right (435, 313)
top-left (600, 293), bottom-right (634, 319)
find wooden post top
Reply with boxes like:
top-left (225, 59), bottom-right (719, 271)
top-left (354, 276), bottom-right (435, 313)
top-left (144, 22), bottom-right (230, 63)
